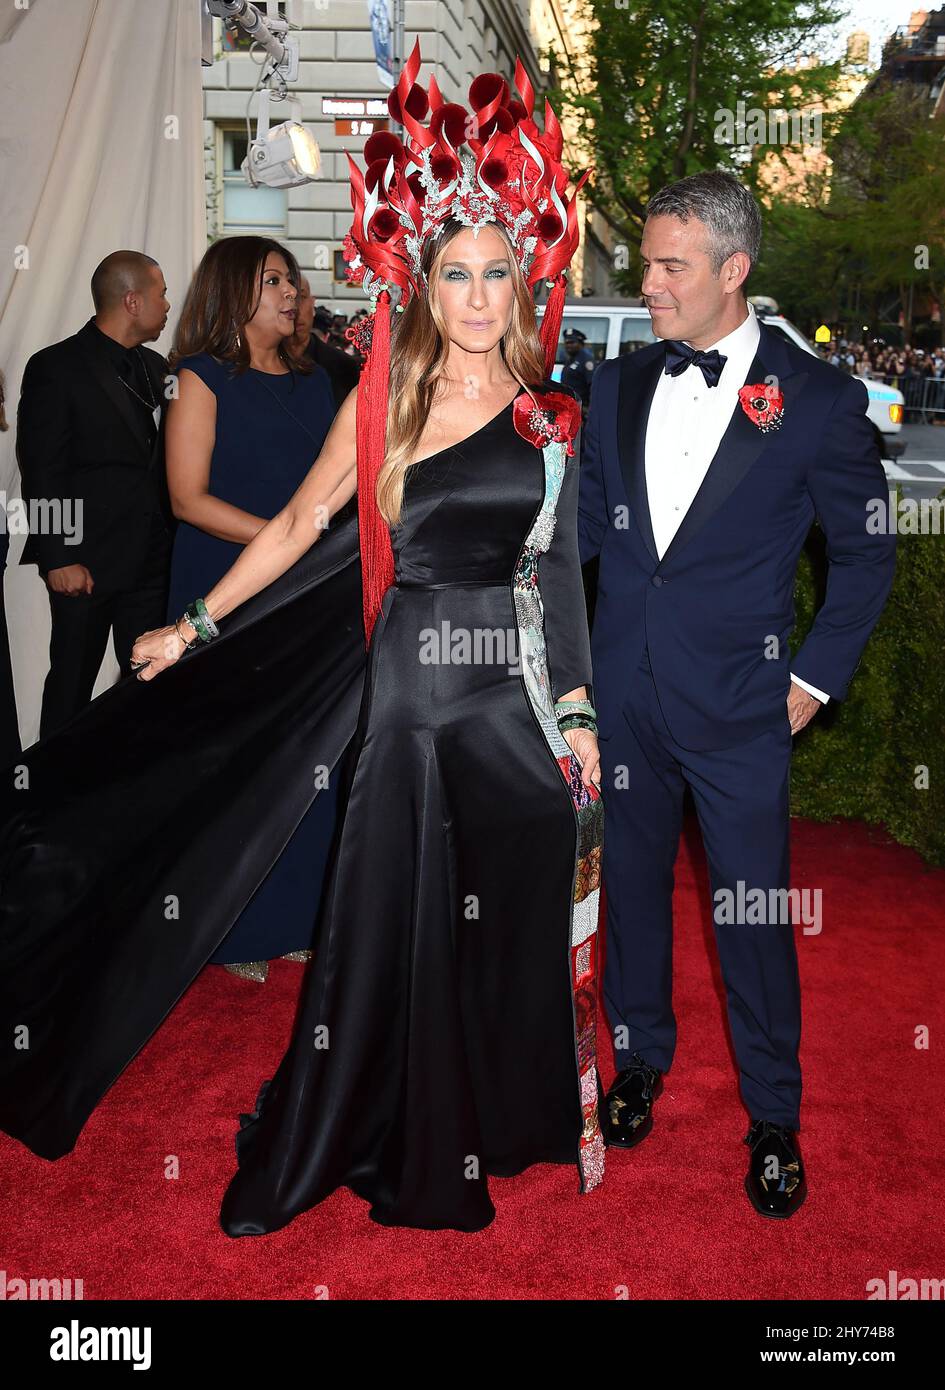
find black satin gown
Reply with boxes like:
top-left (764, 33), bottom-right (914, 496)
top-left (221, 386), bottom-right (604, 1234)
top-left (0, 381), bottom-right (604, 1235)
top-left (0, 522), bottom-right (366, 1160)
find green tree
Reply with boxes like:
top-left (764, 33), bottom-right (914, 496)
top-left (827, 86), bottom-right (945, 345)
top-left (548, 0), bottom-right (846, 290)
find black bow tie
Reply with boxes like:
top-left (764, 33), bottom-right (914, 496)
top-left (663, 340), bottom-right (727, 388)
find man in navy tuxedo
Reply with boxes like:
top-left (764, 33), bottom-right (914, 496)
top-left (578, 172), bottom-right (895, 1218)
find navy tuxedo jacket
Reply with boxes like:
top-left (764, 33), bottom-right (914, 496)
top-left (578, 322), bottom-right (896, 751)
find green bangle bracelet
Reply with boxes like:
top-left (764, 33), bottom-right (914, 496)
top-left (555, 702), bottom-right (596, 721)
top-left (183, 602), bottom-right (214, 643)
top-left (194, 597), bottom-right (220, 638)
top-left (558, 715), bottom-right (598, 735)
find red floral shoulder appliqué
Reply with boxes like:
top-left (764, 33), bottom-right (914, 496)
top-left (513, 389), bottom-right (582, 456)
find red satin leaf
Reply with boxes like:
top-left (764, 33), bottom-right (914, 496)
top-left (513, 58), bottom-right (535, 118)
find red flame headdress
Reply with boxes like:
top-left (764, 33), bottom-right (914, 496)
top-left (342, 39), bottom-right (591, 645)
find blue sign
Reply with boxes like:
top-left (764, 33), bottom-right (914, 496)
top-left (368, 0), bottom-right (393, 88)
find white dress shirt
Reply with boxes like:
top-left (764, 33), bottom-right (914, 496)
top-left (644, 304), bottom-right (829, 704)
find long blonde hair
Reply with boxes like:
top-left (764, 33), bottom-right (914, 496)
top-left (377, 219), bottom-right (546, 527)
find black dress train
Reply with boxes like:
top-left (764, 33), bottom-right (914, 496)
top-left (0, 382), bottom-right (605, 1234)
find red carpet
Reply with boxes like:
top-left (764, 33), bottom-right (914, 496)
top-left (2, 817), bottom-right (943, 1300)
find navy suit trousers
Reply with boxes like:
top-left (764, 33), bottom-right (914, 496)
top-left (600, 650), bottom-right (803, 1128)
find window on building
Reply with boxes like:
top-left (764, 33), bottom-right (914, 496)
top-left (555, 315), bottom-right (610, 364)
top-left (219, 128), bottom-right (287, 236)
top-left (619, 315), bottom-right (658, 355)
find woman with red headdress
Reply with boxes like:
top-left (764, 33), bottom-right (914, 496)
top-left (0, 43), bottom-right (604, 1233)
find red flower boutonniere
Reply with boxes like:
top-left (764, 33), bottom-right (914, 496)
top-left (513, 389), bottom-right (582, 457)
top-left (738, 382), bottom-right (784, 433)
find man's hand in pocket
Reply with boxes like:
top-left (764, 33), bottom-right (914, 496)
top-left (787, 681), bottom-right (821, 735)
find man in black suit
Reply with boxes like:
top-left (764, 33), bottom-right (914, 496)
top-left (17, 250), bottom-right (174, 739)
top-left (0, 372), bottom-right (22, 767)
top-left (294, 277), bottom-right (360, 411)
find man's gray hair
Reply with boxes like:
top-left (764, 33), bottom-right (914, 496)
top-left (646, 172), bottom-right (762, 278)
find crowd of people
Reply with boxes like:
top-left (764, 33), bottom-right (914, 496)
top-left (818, 337), bottom-right (945, 418)
top-left (312, 303), bottom-right (369, 361)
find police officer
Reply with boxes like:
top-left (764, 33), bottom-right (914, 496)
top-left (560, 327), bottom-right (596, 407)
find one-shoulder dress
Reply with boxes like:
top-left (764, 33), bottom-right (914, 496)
top-left (0, 380), bottom-right (605, 1234)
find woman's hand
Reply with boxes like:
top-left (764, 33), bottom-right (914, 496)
top-left (130, 624), bottom-right (192, 682)
top-left (563, 726), bottom-right (601, 791)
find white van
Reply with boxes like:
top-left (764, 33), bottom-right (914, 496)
top-left (539, 296), bottom-right (905, 443)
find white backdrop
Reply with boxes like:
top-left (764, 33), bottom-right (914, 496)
top-left (0, 0), bottom-right (206, 747)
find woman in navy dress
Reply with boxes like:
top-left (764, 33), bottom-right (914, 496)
top-left (166, 236), bottom-right (341, 980)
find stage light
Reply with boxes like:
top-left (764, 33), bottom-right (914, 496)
top-left (207, 2), bottom-right (319, 189)
top-left (242, 92), bottom-right (321, 188)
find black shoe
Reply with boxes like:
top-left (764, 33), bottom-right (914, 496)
top-left (603, 1053), bottom-right (663, 1149)
top-left (743, 1119), bottom-right (807, 1218)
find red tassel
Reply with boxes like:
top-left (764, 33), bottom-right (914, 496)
top-left (356, 291), bottom-right (396, 647)
top-left (539, 273), bottom-right (567, 377)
